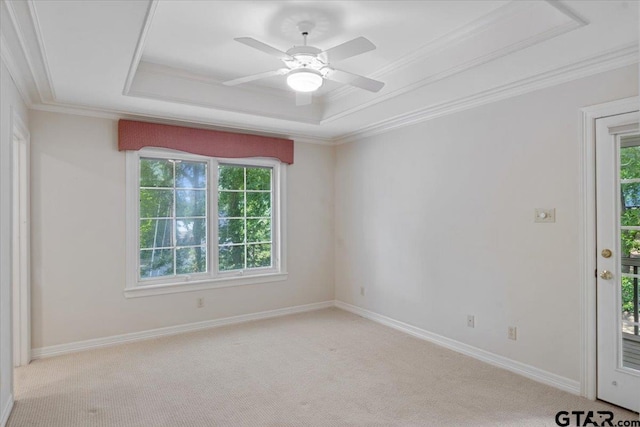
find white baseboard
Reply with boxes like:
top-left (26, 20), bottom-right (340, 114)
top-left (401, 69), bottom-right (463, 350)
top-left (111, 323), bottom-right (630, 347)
top-left (30, 299), bottom-right (582, 396)
top-left (31, 301), bottom-right (334, 359)
top-left (334, 300), bottom-right (581, 395)
top-left (1, 395), bottom-right (13, 427)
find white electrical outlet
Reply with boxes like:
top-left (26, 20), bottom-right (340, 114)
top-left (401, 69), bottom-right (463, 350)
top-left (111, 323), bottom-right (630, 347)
top-left (467, 315), bottom-right (475, 328)
top-left (360, 287), bottom-right (365, 296)
top-left (197, 297), bottom-right (204, 308)
top-left (508, 326), bottom-right (517, 340)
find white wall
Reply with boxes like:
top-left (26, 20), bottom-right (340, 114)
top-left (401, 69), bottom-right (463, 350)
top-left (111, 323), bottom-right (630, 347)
top-left (0, 60), bottom-right (29, 424)
top-left (30, 111), bottom-right (335, 348)
top-left (335, 65), bottom-right (638, 383)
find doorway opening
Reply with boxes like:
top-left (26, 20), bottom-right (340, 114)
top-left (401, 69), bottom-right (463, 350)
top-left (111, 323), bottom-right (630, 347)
top-left (11, 109), bottom-right (30, 368)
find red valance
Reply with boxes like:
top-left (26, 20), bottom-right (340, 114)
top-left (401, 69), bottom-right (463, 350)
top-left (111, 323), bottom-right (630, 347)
top-left (118, 120), bottom-right (294, 164)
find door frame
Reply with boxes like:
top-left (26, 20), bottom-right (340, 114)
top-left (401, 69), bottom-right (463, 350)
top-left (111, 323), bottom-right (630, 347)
top-left (11, 108), bottom-right (30, 367)
top-left (580, 96), bottom-right (639, 400)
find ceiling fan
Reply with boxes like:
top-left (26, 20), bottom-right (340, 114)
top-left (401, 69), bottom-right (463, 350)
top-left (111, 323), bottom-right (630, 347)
top-left (223, 22), bottom-right (385, 106)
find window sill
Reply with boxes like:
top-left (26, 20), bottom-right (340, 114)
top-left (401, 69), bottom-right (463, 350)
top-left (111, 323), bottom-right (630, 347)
top-left (124, 272), bottom-right (288, 298)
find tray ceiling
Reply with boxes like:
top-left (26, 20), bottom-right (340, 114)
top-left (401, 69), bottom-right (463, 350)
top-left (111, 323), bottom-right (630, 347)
top-left (1, 0), bottom-right (638, 143)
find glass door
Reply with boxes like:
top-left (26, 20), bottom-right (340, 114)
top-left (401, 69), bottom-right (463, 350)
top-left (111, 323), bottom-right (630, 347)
top-left (596, 111), bottom-right (640, 412)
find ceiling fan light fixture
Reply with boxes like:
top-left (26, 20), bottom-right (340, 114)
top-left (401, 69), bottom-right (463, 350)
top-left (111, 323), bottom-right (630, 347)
top-left (286, 69), bottom-right (323, 92)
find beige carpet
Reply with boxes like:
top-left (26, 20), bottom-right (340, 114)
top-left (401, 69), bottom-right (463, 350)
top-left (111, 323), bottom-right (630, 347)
top-left (8, 308), bottom-right (637, 426)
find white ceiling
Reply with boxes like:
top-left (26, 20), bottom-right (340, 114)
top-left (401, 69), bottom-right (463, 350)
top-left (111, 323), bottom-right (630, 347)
top-left (1, 0), bottom-right (638, 143)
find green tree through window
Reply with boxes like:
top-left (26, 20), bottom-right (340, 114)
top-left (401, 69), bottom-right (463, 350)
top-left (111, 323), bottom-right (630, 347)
top-left (218, 165), bottom-right (272, 271)
top-left (139, 158), bottom-right (208, 279)
top-left (620, 144), bottom-right (640, 317)
top-left (128, 149), bottom-right (284, 296)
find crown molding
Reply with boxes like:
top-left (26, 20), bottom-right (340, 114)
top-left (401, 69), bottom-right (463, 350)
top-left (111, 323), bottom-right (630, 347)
top-left (0, 33), bottom-right (33, 106)
top-left (27, 42), bottom-right (638, 148)
top-left (127, 85), bottom-right (321, 126)
top-left (544, 0), bottom-right (589, 26)
top-left (6, 0), bottom-right (635, 148)
top-left (29, 103), bottom-right (124, 121)
top-left (323, 1), bottom-right (529, 104)
top-left (29, 100), bottom-right (335, 146)
top-left (290, 136), bottom-right (336, 146)
top-left (26, 0), bottom-right (55, 100)
top-left (335, 43), bottom-right (639, 145)
top-left (125, 1), bottom-right (585, 126)
top-left (123, 0), bottom-right (158, 95)
top-left (136, 60), bottom-right (297, 101)
top-left (1, 0), bottom-right (55, 103)
top-left (321, 0), bottom-right (586, 123)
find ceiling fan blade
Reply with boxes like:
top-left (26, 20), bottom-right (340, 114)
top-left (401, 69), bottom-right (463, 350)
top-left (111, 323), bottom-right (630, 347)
top-left (325, 68), bottom-right (385, 93)
top-left (234, 37), bottom-right (293, 61)
top-left (321, 37), bottom-right (376, 63)
top-left (296, 92), bottom-right (312, 106)
top-left (223, 69), bottom-right (289, 86)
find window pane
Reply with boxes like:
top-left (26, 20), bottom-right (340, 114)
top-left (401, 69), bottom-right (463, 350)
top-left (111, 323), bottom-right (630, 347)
top-left (219, 245), bottom-right (244, 271)
top-left (620, 145), bottom-right (640, 180)
top-left (246, 192), bottom-right (271, 217)
top-left (621, 207), bottom-right (640, 227)
top-left (140, 189), bottom-right (173, 218)
top-left (218, 165), bottom-right (244, 190)
top-left (140, 159), bottom-right (174, 187)
top-left (176, 161), bottom-right (207, 188)
top-left (218, 191), bottom-right (244, 218)
top-left (247, 243), bottom-right (271, 268)
top-left (247, 218), bottom-right (270, 243)
top-left (176, 246), bottom-right (207, 274)
top-left (246, 167), bottom-right (271, 191)
top-left (219, 219), bottom-right (244, 244)
top-left (176, 190), bottom-right (206, 217)
top-left (140, 219), bottom-right (172, 249)
top-left (621, 229), bottom-right (640, 257)
top-left (140, 248), bottom-right (173, 278)
top-left (176, 219), bottom-right (207, 246)
top-left (622, 182), bottom-right (640, 209)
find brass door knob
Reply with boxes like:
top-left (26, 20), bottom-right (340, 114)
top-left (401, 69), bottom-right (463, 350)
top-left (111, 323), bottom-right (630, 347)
top-left (599, 270), bottom-right (613, 280)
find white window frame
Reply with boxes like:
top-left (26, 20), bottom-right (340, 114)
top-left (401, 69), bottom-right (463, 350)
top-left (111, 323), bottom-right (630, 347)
top-left (125, 148), bottom-right (287, 298)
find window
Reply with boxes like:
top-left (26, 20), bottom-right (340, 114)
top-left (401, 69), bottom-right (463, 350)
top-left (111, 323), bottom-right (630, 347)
top-left (218, 165), bottom-right (273, 271)
top-left (139, 158), bottom-right (208, 279)
top-left (126, 148), bottom-right (286, 297)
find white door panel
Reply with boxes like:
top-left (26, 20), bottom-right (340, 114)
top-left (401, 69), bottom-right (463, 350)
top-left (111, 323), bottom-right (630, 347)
top-left (596, 111), bottom-right (640, 412)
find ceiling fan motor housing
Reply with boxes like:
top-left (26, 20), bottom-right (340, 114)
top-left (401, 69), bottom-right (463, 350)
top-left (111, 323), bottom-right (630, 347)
top-left (284, 46), bottom-right (328, 75)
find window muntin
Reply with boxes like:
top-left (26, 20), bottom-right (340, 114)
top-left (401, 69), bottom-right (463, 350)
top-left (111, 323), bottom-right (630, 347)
top-left (139, 158), bottom-right (208, 280)
top-left (126, 148), bottom-right (284, 295)
top-left (218, 165), bottom-right (273, 272)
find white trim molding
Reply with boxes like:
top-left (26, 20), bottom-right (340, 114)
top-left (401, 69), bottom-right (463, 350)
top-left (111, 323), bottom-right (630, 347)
top-left (28, 102), bottom-right (336, 146)
top-left (1, 0), bottom-right (55, 104)
top-left (0, 395), bottom-right (13, 427)
top-left (122, 0), bottom-right (159, 95)
top-left (323, 0), bottom-right (586, 116)
top-left (336, 43), bottom-right (639, 144)
top-left (579, 96), bottom-right (640, 400)
top-left (334, 301), bottom-right (581, 395)
top-left (31, 301), bottom-right (334, 359)
top-left (31, 298), bottom-right (589, 397)
top-left (124, 273), bottom-right (289, 298)
top-left (11, 107), bottom-right (31, 367)
top-left (124, 149), bottom-right (287, 297)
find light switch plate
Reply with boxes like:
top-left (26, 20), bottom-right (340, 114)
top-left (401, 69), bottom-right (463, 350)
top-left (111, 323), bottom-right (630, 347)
top-left (534, 208), bottom-right (555, 223)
